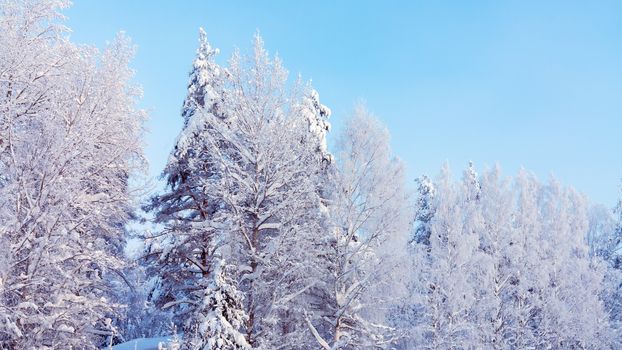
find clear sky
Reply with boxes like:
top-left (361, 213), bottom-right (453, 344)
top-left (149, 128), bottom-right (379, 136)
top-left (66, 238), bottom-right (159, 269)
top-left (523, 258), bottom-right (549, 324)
top-left (65, 1), bottom-right (622, 206)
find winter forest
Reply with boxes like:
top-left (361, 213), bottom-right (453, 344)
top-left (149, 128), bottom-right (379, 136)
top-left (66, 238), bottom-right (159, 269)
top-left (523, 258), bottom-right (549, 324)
top-left (1, 1), bottom-right (622, 349)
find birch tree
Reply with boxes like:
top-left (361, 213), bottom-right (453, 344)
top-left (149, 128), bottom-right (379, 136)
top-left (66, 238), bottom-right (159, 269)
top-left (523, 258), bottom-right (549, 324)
top-left (408, 166), bottom-right (616, 349)
top-left (409, 165), bottom-right (481, 349)
top-left (306, 105), bottom-right (410, 349)
top-left (210, 35), bottom-right (331, 349)
top-left (0, 1), bottom-right (145, 347)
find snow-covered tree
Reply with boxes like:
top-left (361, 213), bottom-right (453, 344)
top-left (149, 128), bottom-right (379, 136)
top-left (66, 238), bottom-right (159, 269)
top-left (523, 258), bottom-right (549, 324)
top-left (411, 175), bottom-right (436, 247)
top-left (409, 164), bottom-right (481, 349)
top-left (115, 238), bottom-right (172, 342)
top-left (470, 165), bottom-right (516, 348)
top-left (149, 31), bottom-right (332, 349)
top-left (0, 1), bottom-right (145, 348)
top-left (608, 186), bottom-right (622, 269)
top-left (208, 34), bottom-right (332, 349)
top-left (389, 174), bottom-right (437, 348)
top-left (531, 178), bottom-right (612, 348)
top-left (184, 259), bottom-right (250, 350)
top-left (181, 27), bottom-right (226, 127)
top-left (296, 86), bottom-right (332, 165)
top-left (407, 165), bottom-right (616, 348)
top-left (145, 28), bottom-right (227, 337)
top-left (587, 204), bottom-right (619, 263)
top-left (586, 188), bottom-right (622, 341)
top-left (305, 105), bottom-right (410, 349)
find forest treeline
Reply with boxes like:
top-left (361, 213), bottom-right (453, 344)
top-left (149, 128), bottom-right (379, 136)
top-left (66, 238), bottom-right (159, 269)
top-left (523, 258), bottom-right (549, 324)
top-left (1, 1), bottom-right (621, 349)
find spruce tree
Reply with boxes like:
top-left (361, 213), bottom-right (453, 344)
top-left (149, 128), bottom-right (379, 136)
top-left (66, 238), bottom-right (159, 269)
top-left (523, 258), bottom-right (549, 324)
top-left (184, 259), bottom-right (250, 350)
top-left (146, 28), bottom-right (226, 335)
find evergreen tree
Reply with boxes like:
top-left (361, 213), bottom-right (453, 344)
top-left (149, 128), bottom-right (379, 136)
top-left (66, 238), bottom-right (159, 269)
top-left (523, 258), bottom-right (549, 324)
top-left (412, 175), bottom-right (436, 247)
top-left (145, 28), bottom-right (227, 337)
top-left (181, 27), bottom-right (226, 127)
top-left (184, 259), bottom-right (250, 350)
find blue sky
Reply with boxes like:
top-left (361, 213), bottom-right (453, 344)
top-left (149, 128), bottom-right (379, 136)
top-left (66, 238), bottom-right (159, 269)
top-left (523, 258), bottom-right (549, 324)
top-left (65, 1), bottom-right (622, 206)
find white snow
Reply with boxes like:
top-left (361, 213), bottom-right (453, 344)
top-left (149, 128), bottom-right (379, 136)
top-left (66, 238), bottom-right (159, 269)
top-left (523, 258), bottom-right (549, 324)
top-left (110, 336), bottom-right (173, 350)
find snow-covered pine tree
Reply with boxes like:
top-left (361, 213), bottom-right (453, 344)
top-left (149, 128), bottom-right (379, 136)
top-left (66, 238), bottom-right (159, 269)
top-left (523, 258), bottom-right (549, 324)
top-left (184, 259), bottom-right (250, 350)
top-left (296, 86), bottom-right (332, 164)
top-left (389, 174), bottom-right (437, 349)
top-left (0, 1), bottom-right (145, 348)
top-left (411, 175), bottom-right (436, 247)
top-left (145, 28), bottom-right (227, 336)
top-left (305, 105), bottom-right (410, 349)
top-left (181, 27), bottom-right (226, 127)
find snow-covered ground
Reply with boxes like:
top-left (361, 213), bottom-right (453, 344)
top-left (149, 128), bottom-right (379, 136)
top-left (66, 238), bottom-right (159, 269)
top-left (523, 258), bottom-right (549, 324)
top-left (110, 336), bottom-right (173, 350)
